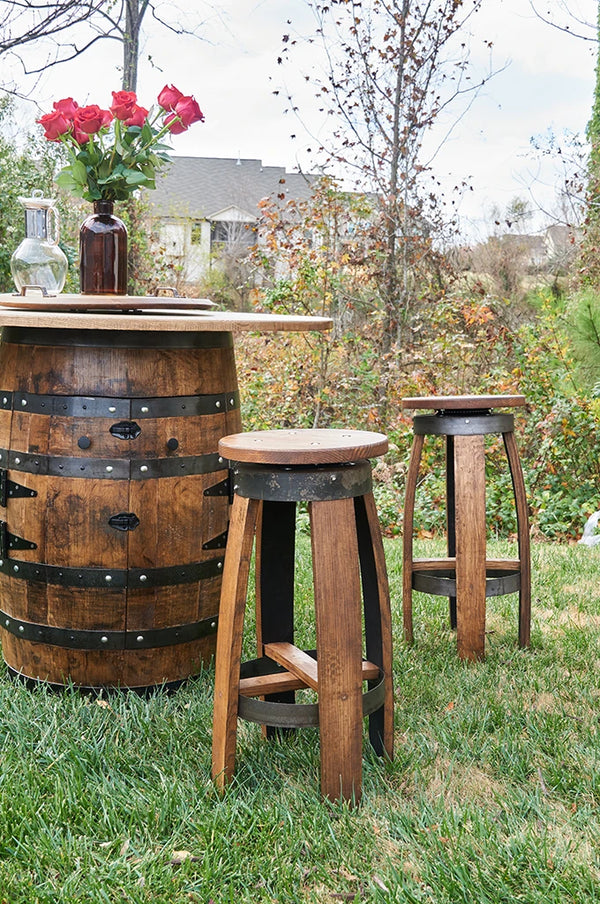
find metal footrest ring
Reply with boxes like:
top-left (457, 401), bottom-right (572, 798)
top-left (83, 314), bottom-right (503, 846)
top-left (237, 655), bottom-right (386, 728)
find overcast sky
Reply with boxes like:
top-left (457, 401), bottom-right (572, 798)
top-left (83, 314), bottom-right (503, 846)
top-left (3, 0), bottom-right (598, 240)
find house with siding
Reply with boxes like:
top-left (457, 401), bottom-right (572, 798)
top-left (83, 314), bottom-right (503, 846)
top-left (148, 156), bottom-right (316, 284)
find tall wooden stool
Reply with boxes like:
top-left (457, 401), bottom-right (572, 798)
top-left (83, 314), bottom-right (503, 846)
top-left (211, 428), bottom-right (394, 804)
top-left (401, 395), bottom-right (530, 660)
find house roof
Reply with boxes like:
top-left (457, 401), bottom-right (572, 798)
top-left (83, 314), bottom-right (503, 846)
top-left (148, 155), bottom-right (316, 221)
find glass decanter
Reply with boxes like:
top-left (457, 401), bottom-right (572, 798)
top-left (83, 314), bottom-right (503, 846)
top-left (10, 190), bottom-right (69, 294)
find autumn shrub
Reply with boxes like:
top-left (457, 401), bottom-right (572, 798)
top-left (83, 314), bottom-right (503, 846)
top-left (235, 282), bottom-right (598, 542)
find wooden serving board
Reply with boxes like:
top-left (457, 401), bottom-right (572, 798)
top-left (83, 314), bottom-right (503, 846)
top-left (0, 294), bottom-right (216, 312)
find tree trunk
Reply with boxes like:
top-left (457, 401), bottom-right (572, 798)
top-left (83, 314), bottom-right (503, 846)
top-left (122, 0), bottom-right (150, 92)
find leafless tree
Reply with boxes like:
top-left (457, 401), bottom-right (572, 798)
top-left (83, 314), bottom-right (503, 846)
top-left (0, 0), bottom-right (209, 92)
top-left (278, 0), bottom-right (498, 354)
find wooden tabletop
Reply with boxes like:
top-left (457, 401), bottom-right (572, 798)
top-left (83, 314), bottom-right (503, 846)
top-left (0, 295), bottom-right (332, 333)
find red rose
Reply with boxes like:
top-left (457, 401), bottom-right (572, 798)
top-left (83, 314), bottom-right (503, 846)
top-left (125, 104), bottom-right (149, 128)
top-left (164, 95), bottom-right (204, 133)
top-left (110, 90), bottom-right (138, 121)
top-left (74, 104), bottom-right (113, 134)
top-left (157, 84), bottom-right (183, 111)
top-left (37, 110), bottom-right (71, 141)
top-left (52, 97), bottom-right (79, 120)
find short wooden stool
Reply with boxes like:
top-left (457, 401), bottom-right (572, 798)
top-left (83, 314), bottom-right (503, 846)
top-left (401, 395), bottom-right (531, 660)
top-left (211, 428), bottom-right (394, 803)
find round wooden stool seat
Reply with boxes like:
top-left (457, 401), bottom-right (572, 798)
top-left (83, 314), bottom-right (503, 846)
top-left (219, 428), bottom-right (388, 465)
top-left (402, 394), bottom-right (531, 660)
top-left (401, 395), bottom-right (526, 411)
top-left (212, 428), bottom-right (393, 804)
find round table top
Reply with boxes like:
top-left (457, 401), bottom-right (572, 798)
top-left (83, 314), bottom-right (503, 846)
top-left (0, 294), bottom-right (332, 333)
top-left (401, 394), bottom-right (526, 411)
top-left (219, 428), bottom-right (388, 465)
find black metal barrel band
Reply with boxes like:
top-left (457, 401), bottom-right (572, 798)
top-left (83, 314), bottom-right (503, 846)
top-left (0, 610), bottom-right (218, 651)
top-left (413, 413), bottom-right (515, 436)
top-left (412, 567), bottom-right (522, 598)
top-left (0, 556), bottom-right (224, 588)
top-left (0, 450), bottom-right (225, 480)
top-left (0, 390), bottom-right (240, 418)
top-left (0, 327), bottom-right (234, 350)
top-left (237, 657), bottom-right (387, 728)
top-left (231, 460), bottom-right (373, 503)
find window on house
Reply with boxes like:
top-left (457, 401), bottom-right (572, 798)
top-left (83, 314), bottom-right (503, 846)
top-left (191, 221), bottom-right (203, 245)
top-left (210, 220), bottom-right (257, 252)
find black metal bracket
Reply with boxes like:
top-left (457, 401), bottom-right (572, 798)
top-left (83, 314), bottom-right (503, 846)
top-left (204, 476), bottom-right (232, 500)
top-left (202, 529), bottom-right (229, 550)
top-left (0, 469), bottom-right (38, 507)
top-left (0, 521), bottom-right (37, 558)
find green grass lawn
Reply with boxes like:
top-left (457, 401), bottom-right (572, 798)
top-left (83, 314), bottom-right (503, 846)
top-left (0, 539), bottom-right (599, 903)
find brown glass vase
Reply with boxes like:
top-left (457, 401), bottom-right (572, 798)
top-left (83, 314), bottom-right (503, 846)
top-left (79, 200), bottom-right (128, 295)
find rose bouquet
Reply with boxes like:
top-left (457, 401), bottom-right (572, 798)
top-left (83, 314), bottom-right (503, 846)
top-left (37, 85), bottom-right (203, 202)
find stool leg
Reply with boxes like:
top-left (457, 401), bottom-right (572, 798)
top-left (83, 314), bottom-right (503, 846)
top-left (454, 434), bottom-right (487, 660)
top-left (354, 493), bottom-right (394, 760)
top-left (310, 497), bottom-right (363, 803)
top-left (503, 431), bottom-right (531, 648)
top-left (446, 435), bottom-right (457, 630)
top-left (212, 495), bottom-right (260, 791)
top-left (256, 500), bottom-right (297, 735)
top-left (402, 434), bottom-right (424, 645)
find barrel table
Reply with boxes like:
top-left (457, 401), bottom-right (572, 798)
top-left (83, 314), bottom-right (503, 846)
top-left (0, 298), bottom-right (331, 690)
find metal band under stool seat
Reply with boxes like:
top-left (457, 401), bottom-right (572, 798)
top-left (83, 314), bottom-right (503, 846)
top-left (237, 654), bottom-right (387, 728)
top-left (231, 459), bottom-right (373, 503)
top-left (413, 412), bottom-right (514, 436)
top-left (413, 566), bottom-right (521, 598)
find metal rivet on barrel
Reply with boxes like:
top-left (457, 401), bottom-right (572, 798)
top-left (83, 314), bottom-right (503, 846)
top-left (105, 574), bottom-right (112, 582)
top-left (217, 562), bottom-right (223, 569)
top-left (109, 406), bottom-right (116, 413)
top-left (4, 619), bottom-right (9, 627)
top-left (211, 621), bottom-right (217, 629)
top-left (106, 466), bottom-right (113, 473)
top-left (101, 636), bottom-right (108, 644)
top-left (2, 398), bottom-right (6, 405)
top-left (0, 560), bottom-right (3, 567)
top-left (14, 457), bottom-right (20, 464)
top-left (331, 475), bottom-right (337, 481)
top-left (136, 635), bottom-right (144, 643)
top-left (21, 399), bottom-right (27, 407)
top-left (215, 400), bottom-right (221, 408)
top-left (18, 625), bottom-right (24, 632)
top-left (78, 436), bottom-right (92, 450)
top-left (139, 574), bottom-right (147, 582)
top-left (218, 456), bottom-right (224, 464)
top-left (140, 465), bottom-right (148, 473)
top-left (229, 398), bottom-right (235, 406)
top-left (13, 565), bottom-right (18, 573)
top-left (141, 406), bottom-right (149, 413)
top-left (465, 419), bottom-right (470, 424)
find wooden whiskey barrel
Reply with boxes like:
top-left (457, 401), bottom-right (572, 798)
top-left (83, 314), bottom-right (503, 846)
top-left (0, 327), bottom-right (242, 690)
